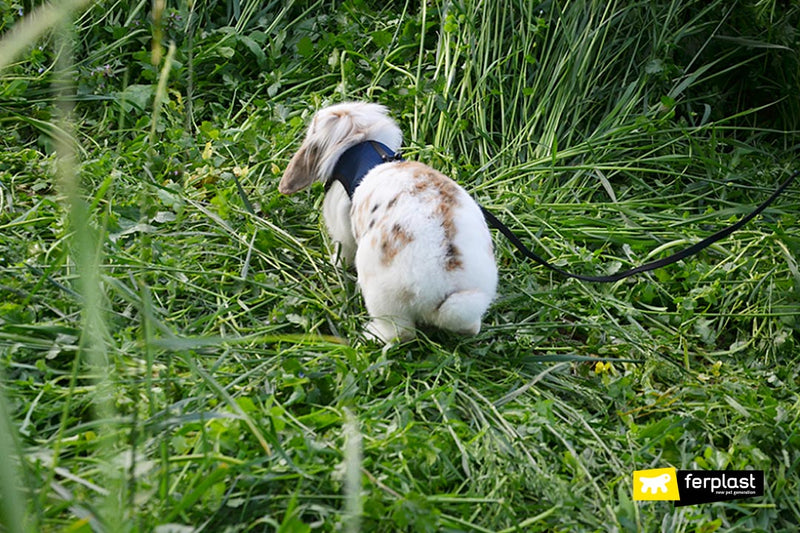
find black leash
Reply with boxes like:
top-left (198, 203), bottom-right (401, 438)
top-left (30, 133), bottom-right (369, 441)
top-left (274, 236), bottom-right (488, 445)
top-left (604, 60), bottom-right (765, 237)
top-left (481, 169), bottom-right (799, 283)
top-left (278, 139), bottom-right (797, 282)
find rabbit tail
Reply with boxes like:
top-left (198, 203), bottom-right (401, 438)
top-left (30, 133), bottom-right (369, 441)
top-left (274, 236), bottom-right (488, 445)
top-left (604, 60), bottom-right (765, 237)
top-left (431, 289), bottom-right (492, 336)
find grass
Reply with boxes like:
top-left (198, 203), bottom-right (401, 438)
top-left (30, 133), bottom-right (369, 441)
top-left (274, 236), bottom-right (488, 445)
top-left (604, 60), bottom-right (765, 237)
top-left (1, 0), bottom-right (799, 531)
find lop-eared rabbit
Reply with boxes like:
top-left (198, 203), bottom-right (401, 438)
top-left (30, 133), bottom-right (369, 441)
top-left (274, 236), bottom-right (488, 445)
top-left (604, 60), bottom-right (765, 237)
top-left (279, 102), bottom-right (497, 343)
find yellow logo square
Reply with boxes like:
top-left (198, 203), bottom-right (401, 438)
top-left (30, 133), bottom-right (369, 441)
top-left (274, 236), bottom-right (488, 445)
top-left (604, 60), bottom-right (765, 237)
top-left (633, 468), bottom-right (680, 501)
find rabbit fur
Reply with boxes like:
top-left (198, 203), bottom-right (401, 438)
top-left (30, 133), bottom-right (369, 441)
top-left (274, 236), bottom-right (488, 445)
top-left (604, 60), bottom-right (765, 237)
top-left (279, 102), bottom-right (497, 343)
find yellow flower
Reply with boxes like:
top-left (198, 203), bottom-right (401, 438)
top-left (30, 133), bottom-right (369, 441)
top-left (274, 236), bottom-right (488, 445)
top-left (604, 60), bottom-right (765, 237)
top-left (595, 361), bottom-right (613, 375)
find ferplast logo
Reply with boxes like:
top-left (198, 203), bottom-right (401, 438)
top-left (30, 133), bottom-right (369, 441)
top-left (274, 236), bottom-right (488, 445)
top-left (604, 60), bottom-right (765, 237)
top-left (633, 468), bottom-right (679, 501)
top-left (633, 468), bottom-right (764, 506)
top-left (675, 470), bottom-right (764, 507)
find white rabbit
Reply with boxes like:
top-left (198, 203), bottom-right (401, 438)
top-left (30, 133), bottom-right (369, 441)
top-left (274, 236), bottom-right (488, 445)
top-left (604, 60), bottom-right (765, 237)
top-left (279, 102), bottom-right (497, 343)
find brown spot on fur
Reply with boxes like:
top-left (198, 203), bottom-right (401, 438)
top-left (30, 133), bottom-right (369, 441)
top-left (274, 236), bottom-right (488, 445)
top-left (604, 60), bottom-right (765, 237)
top-left (386, 195), bottom-right (399, 209)
top-left (405, 164), bottom-right (464, 271)
top-left (445, 242), bottom-right (462, 271)
top-left (380, 223), bottom-right (414, 266)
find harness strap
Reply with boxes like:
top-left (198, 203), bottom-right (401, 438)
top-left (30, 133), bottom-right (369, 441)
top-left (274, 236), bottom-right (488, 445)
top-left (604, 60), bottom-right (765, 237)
top-left (328, 141), bottom-right (403, 198)
top-left (481, 169), bottom-right (799, 283)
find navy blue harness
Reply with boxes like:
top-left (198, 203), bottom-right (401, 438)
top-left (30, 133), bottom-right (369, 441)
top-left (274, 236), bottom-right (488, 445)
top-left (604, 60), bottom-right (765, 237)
top-left (327, 141), bottom-right (403, 198)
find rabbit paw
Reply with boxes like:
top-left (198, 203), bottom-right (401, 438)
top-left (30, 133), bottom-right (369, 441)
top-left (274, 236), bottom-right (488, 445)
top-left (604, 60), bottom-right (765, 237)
top-left (364, 317), bottom-right (416, 345)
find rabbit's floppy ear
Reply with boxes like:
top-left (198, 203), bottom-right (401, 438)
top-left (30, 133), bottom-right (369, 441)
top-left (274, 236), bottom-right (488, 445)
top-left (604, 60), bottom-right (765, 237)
top-left (279, 105), bottom-right (371, 195)
top-left (279, 136), bottom-right (367, 195)
top-left (279, 145), bottom-right (320, 195)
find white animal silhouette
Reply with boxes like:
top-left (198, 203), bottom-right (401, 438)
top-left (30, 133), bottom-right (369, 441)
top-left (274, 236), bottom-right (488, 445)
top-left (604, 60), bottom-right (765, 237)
top-left (639, 473), bottom-right (672, 494)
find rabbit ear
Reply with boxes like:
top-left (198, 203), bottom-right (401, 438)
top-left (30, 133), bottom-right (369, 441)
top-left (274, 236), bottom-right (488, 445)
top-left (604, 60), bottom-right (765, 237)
top-left (279, 145), bottom-right (320, 195)
top-left (279, 105), bottom-right (373, 195)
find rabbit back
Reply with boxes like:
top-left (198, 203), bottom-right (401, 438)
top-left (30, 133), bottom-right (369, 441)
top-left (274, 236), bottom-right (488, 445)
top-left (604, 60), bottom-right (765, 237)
top-left (350, 161), bottom-right (497, 336)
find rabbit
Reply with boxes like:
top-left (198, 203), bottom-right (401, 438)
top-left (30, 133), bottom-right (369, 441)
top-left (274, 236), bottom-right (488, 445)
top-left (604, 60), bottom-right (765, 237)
top-left (278, 102), bottom-right (497, 343)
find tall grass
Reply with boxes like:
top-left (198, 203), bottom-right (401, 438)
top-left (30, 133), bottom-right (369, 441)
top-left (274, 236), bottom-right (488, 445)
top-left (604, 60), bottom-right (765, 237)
top-left (1, 0), bottom-right (799, 531)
